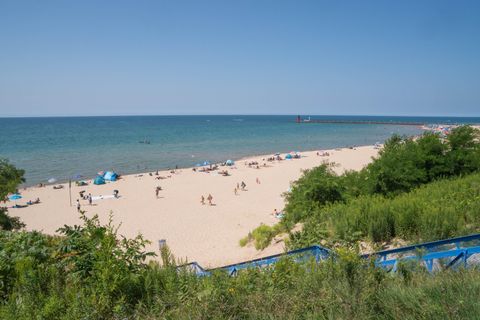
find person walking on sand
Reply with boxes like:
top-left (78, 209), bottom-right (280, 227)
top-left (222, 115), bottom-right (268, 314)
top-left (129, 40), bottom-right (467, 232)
top-left (155, 186), bottom-right (161, 198)
top-left (88, 193), bottom-right (92, 205)
top-left (207, 194), bottom-right (213, 205)
top-left (236, 182), bottom-right (240, 190)
top-left (76, 199), bottom-right (81, 212)
top-left (256, 177), bottom-right (260, 184)
top-left (241, 181), bottom-right (246, 190)
top-left (234, 187), bottom-right (238, 195)
top-left (201, 195), bottom-right (205, 205)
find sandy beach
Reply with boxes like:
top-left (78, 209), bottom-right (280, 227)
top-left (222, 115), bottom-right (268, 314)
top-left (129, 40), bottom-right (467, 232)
top-left (8, 146), bottom-right (378, 268)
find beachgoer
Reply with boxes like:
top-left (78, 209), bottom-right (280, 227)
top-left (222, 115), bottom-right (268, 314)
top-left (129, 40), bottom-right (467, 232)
top-left (234, 187), bottom-right (238, 195)
top-left (256, 177), bottom-right (260, 184)
top-left (76, 199), bottom-right (81, 212)
top-left (236, 182), bottom-right (240, 190)
top-left (241, 181), bottom-right (246, 190)
top-left (201, 195), bottom-right (205, 205)
top-left (273, 209), bottom-right (278, 216)
top-left (113, 190), bottom-right (119, 198)
top-left (207, 194), bottom-right (213, 205)
top-left (155, 186), bottom-right (162, 198)
top-left (88, 193), bottom-right (92, 205)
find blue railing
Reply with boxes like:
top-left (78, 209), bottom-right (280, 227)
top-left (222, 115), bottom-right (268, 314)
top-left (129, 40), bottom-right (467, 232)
top-left (178, 233), bottom-right (480, 276)
top-left (362, 233), bottom-right (480, 272)
top-left (178, 245), bottom-right (331, 276)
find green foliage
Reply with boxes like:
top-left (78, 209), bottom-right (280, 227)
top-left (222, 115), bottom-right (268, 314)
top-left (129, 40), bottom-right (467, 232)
top-left (285, 127), bottom-right (480, 223)
top-left (0, 208), bottom-right (25, 231)
top-left (0, 159), bottom-right (25, 231)
top-left (290, 173), bottom-right (480, 248)
top-left (283, 164), bottom-right (346, 226)
top-left (239, 224), bottom-right (286, 250)
top-left (1, 212), bottom-right (480, 318)
top-left (0, 158), bottom-right (25, 201)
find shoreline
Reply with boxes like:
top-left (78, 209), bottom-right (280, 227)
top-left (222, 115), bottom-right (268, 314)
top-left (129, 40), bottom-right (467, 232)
top-left (21, 142), bottom-right (382, 190)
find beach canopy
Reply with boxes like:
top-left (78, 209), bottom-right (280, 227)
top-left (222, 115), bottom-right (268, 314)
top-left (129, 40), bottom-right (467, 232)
top-left (8, 194), bottom-right (22, 201)
top-left (103, 171), bottom-right (118, 181)
top-left (226, 159), bottom-right (234, 166)
top-left (285, 154), bottom-right (293, 159)
top-left (94, 176), bottom-right (105, 185)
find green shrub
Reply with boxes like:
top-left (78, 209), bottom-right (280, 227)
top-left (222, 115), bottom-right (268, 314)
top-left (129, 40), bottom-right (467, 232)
top-left (291, 173), bottom-right (480, 248)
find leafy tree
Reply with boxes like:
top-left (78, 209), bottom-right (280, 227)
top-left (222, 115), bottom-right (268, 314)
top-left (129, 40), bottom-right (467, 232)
top-left (447, 125), bottom-right (480, 175)
top-left (0, 158), bottom-right (25, 201)
top-left (283, 164), bottom-right (345, 225)
top-left (0, 159), bottom-right (25, 230)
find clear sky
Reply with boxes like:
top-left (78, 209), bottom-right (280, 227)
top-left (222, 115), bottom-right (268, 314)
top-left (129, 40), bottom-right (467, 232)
top-left (0, 0), bottom-right (479, 117)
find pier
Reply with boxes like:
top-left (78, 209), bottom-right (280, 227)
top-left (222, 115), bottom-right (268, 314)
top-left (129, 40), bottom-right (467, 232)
top-left (295, 116), bottom-right (424, 126)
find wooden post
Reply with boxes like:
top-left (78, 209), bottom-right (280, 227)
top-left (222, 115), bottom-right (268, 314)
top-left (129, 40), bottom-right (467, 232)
top-left (69, 179), bottom-right (72, 207)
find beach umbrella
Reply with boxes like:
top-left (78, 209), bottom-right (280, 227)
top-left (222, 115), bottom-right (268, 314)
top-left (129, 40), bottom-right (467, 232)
top-left (8, 194), bottom-right (22, 206)
top-left (48, 178), bottom-right (57, 183)
top-left (8, 194), bottom-right (22, 201)
top-left (226, 159), bottom-right (234, 166)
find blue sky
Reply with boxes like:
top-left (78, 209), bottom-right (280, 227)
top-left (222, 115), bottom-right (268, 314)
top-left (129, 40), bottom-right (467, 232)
top-left (0, 0), bottom-right (479, 117)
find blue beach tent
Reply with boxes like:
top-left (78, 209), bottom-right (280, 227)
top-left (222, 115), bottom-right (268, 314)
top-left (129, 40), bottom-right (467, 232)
top-left (285, 154), bottom-right (293, 159)
top-left (94, 176), bottom-right (105, 185)
top-left (103, 171), bottom-right (118, 181)
top-left (226, 159), bottom-right (234, 166)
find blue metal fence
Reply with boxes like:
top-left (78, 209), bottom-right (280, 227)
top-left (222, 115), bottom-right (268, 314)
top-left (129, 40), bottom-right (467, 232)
top-left (362, 233), bottom-right (480, 272)
top-left (178, 233), bottom-right (480, 276)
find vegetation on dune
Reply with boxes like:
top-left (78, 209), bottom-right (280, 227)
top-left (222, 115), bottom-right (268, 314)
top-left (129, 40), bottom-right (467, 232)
top-left (244, 126), bottom-right (480, 250)
top-left (1, 214), bottom-right (480, 319)
top-left (290, 173), bottom-right (480, 249)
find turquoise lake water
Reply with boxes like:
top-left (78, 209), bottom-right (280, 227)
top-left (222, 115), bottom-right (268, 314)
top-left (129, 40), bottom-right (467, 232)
top-left (1, 115), bottom-right (479, 186)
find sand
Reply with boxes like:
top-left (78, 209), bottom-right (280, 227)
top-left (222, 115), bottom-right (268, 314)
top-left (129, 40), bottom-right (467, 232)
top-left (8, 146), bottom-right (378, 268)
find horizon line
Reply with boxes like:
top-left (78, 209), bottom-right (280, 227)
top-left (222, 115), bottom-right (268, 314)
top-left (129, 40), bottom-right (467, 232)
top-left (1, 113), bottom-right (480, 119)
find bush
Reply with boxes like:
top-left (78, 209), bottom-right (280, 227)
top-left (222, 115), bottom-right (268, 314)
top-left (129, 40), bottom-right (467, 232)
top-left (290, 173), bottom-right (480, 248)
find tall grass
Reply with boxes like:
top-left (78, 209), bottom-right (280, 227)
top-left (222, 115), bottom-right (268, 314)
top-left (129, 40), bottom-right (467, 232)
top-left (1, 220), bottom-right (480, 319)
top-left (290, 173), bottom-right (480, 249)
